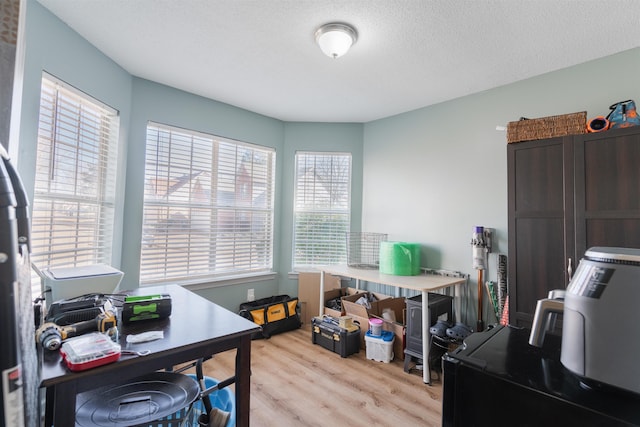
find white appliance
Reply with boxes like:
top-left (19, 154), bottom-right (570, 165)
top-left (35, 264), bottom-right (124, 304)
top-left (529, 247), bottom-right (640, 395)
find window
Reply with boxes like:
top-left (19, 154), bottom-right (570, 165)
top-left (31, 74), bottom-right (120, 275)
top-left (140, 123), bottom-right (275, 285)
top-left (293, 152), bottom-right (351, 269)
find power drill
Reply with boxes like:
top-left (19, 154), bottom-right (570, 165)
top-left (35, 309), bottom-right (117, 351)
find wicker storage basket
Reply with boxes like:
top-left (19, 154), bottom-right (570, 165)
top-left (507, 111), bottom-right (587, 143)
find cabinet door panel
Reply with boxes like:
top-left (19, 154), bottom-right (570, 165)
top-left (575, 129), bottom-right (640, 256)
top-left (513, 217), bottom-right (566, 326)
top-left (405, 303), bottom-right (422, 354)
top-left (582, 137), bottom-right (640, 211)
top-left (585, 219), bottom-right (640, 249)
top-left (513, 144), bottom-right (565, 212)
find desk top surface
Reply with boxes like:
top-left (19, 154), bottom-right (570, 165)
top-left (40, 284), bottom-right (259, 387)
top-left (320, 264), bottom-right (466, 291)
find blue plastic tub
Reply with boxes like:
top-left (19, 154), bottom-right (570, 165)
top-left (188, 375), bottom-right (236, 427)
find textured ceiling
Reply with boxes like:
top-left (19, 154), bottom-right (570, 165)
top-left (37, 0), bottom-right (640, 123)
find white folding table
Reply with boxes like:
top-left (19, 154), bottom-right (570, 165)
top-left (319, 265), bottom-right (466, 384)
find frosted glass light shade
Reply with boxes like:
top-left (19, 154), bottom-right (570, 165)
top-left (315, 23), bottom-right (357, 59)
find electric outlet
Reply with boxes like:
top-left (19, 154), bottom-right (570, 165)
top-left (247, 288), bottom-right (255, 302)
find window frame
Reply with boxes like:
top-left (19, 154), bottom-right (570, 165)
top-left (292, 151), bottom-right (352, 271)
top-left (31, 73), bottom-right (120, 275)
top-left (140, 122), bottom-right (276, 286)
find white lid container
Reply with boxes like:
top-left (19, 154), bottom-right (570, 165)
top-left (365, 330), bottom-right (395, 363)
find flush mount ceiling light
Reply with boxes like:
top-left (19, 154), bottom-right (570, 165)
top-left (315, 23), bottom-right (357, 59)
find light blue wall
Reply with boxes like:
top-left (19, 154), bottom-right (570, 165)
top-left (16, 0), bottom-right (132, 269)
top-left (363, 47), bottom-right (640, 324)
top-left (279, 122), bottom-right (364, 296)
top-left (121, 77), bottom-right (286, 307)
top-left (14, 1), bottom-right (365, 311)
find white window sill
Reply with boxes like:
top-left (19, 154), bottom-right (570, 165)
top-left (141, 271), bottom-right (277, 291)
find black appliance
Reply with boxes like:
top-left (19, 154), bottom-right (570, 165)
top-left (442, 325), bottom-right (640, 427)
top-left (0, 147), bottom-right (37, 427)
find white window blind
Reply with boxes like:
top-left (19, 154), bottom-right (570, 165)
top-left (31, 74), bottom-right (120, 273)
top-left (140, 123), bottom-right (275, 285)
top-left (293, 152), bottom-right (351, 269)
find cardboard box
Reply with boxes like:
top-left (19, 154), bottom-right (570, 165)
top-left (342, 292), bottom-right (406, 360)
top-left (323, 287), bottom-right (362, 318)
top-left (341, 291), bottom-right (392, 319)
top-left (371, 297), bottom-right (407, 361)
top-left (297, 272), bottom-right (341, 324)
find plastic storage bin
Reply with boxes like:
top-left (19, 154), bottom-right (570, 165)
top-left (365, 330), bottom-right (395, 363)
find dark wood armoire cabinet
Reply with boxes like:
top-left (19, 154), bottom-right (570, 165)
top-left (507, 126), bottom-right (640, 327)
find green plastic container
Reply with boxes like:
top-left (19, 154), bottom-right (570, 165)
top-left (379, 242), bottom-right (421, 276)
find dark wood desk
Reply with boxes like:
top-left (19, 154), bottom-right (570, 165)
top-left (40, 284), bottom-right (260, 426)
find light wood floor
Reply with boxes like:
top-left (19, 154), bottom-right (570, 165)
top-left (201, 324), bottom-right (443, 427)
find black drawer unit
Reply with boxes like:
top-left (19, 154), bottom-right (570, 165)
top-left (311, 317), bottom-right (360, 358)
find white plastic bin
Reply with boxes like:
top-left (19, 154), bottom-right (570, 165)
top-left (365, 330), bottom-right (394, 363)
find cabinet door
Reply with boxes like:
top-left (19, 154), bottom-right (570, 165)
top-left (507, 137), bottom-right (574, 327)
top-left (574, 127), bottom-right (640, 257)
top-left (405, 302), bottom-right (423, 355)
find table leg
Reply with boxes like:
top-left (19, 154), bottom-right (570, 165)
top-left (235, 335), bottom-right (252, 427)
top-left (453, 284), bottom-right (459, 324)
top-left (44, 386), bottom-right (54, 427)
top-left (422, 290), bottom-right (431, 384)
top-left (51, 382), bottom-right (77, 426)
top-left (319, 271), bottom-right (325, 318)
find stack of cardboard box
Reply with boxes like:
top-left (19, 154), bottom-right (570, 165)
top-left (342, 292), bottom-right (406, 361)
top-left (297, 272), bottom-right (407, 362)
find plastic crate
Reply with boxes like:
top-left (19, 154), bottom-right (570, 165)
top-left (132, 404), bottom-right (196, 427)
top-left (346, 232), bottom-right (388, 269)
